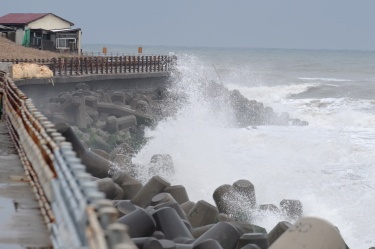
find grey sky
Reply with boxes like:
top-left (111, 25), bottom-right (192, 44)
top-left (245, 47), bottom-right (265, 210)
top-left (2, 0), bottom-right (375, 50)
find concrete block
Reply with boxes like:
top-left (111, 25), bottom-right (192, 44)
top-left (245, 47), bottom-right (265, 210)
top-left (233, 179), bottom-right (256, 209)
top-left (164, 185), bottom-right (189, 205)
top-left (131, 176), bottom-right (171, 208)
top-left (187, 200), bottom-right (218, 228)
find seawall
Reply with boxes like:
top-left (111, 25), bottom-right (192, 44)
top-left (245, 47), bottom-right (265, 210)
top-left (15, 72), bottom-right (171, 106)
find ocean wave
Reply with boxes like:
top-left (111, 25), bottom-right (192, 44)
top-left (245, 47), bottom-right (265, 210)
top-left (299, 77), bottom-right (352, 82)
top-left (226, 83), bottom-right (319, 101)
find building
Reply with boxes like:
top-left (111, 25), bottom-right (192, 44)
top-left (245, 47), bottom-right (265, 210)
top-left (0, 13), bottom-right (82, 54)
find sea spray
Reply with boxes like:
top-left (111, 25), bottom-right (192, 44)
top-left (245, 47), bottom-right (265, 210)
top-left (134, 53), bottom-right (375, 248)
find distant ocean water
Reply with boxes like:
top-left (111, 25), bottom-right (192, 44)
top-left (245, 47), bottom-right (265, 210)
top-left (84, 45), bottom-right (375, 248)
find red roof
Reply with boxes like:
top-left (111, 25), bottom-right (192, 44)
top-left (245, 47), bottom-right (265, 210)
top-left (0, 13), bottom-right (74, 26)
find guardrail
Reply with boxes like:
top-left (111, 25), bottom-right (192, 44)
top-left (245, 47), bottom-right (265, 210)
top-left (1, 55), bottom-right (176, 77)
top-left (0, 70), bottom-right (135, 249)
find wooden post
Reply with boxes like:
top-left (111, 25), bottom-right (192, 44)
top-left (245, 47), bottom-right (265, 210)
top-left (90, 57), bottom-right (93, 74)
top-left (80, 57), bottom-right (83, 75)
top-left (158, 56), bottom-right (161, 72)
top-left (105, 57), bottom-right (109, 74)
top-left (95, 57), bottom-right (99, 74)
top-left (137, 56), bottom-right (140, 73)
top-left (119, 56), bottom-right (122, 73)
top-left (151, 56), bottom-right (154, 72)
top-left (51, 58), bottom-right (56, 76)
top-left (133, 56), bottom-right (136, 73)
top-left (141, 56), bottom-right (144, 73)
top-left (70, 57), bottom-right (73, 75)
top-left (129, 56), bottom-right (132, 73)
top-left (127, 56), bottom-right (130, 73)
top-left (84, 57), bottom-right (88, 74)
top-left (100, 57), bottom-right (104, 74)
top-left (75, 57), bottom-right (79, 75)
top-left (146, 56), bottom-right (149, 72)
top-left (58, 58), bottom-right (62, 76)
top-left (63, 58), bottom-right (67, 76)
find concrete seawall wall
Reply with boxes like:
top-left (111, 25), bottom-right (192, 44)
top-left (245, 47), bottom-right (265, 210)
top-left (16, 72), bottom-right (171, 105)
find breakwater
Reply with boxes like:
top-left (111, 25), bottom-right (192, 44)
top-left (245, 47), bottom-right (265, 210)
top-left (0, 57), bottom-right (354, 248)
top-left (41, 77), bottom-right (348, 248)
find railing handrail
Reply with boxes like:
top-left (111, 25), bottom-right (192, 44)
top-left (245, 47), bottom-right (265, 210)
top-left (0, 71), bottom-right (135, 249)
top-left (0, 55), bottom-right (177, 77)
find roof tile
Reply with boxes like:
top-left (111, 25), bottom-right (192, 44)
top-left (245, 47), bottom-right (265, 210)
top-left (0, 13), bottom-right (50, 25)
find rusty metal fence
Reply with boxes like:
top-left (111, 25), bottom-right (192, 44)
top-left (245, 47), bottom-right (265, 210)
top-left (1, 55), bottom-right (176, 77)
top-left (0, 70), bottom-right (135, 249)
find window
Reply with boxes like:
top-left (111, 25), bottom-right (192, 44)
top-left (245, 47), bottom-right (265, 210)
top-left (56, 38), bottom-right (76, 49)
top-left (33, 37), bottom-right (41, 46)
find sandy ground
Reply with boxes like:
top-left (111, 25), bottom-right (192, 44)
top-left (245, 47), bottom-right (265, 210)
top-left (0, 37), bottom-right (71, 60)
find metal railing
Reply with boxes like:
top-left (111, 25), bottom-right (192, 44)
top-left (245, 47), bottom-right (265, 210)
top-left (1, 55), bottom-right (176, 77)
top-left (0, 70), bottom-right (135, 249)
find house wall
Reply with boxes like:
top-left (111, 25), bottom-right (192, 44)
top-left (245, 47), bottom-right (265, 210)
top-left (28, 14), bottom-right (71, 30)
top-left (15, 28), bottom-right (25, 44)
top-left (77, 30), bottom-right (82, 54)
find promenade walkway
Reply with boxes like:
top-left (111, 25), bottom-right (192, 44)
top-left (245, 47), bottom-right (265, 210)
top-left (0, 121), bottom-right (51, 248)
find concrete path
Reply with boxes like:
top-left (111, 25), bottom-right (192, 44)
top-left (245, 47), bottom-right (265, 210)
top-left (0, 121), bottom-right (51, 249)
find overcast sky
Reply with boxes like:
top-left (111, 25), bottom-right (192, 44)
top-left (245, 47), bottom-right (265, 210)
top-left (2, 0), bottom-right (375, 50)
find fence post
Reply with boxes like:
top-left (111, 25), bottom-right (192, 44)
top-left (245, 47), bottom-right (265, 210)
top-left (146, 55), bottom-right (148, 72)
top-left (63, 58), bottom-right (67, 76)
top-left (95, 57), bottom-right (99, 74)
top-left (119, 56), bottom-right (122, 73)
top-left (79, 57), bottom-right (83, 75)
top-left (90, 57), bottom-right (93, 74)
top-left (84, 57), bottom-right (88, 75)
top-left (157, 56), bottom-right (160, 72)
top-left (58, 58), bottom-right (62, 76)
top-left (110, 56), bottom-right (113, 74)
top-left (137, 56), bottom-right (140, 73)
top-left (69, 57), bottom-right (73, 76)
top-left (133, 56), bottom-right (139, 73)
top-left (51, 58), bottom-right (56, 76)
top-left (75, 57), bottom-right (79, 75)
top-left (105, 57), bottom-right (109, 74)
top-left (115, 56), bottom-right (118, 74)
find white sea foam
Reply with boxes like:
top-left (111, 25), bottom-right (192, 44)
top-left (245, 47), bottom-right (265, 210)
top-left (134, 53), bottom-right (375, 249)
top-left (299, 77), bottom-right (352, 82)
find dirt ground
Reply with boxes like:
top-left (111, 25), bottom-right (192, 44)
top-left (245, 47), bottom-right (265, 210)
top-left (0, 37), bottom-right (72, 60)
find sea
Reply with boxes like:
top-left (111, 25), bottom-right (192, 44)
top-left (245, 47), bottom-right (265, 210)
top-left (85, 45), bottom-right (375, 248)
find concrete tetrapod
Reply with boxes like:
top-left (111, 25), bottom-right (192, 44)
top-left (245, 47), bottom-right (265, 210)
top-left (239, 245), bottom-right (261, 249)
top-left (194, 222), bottom-right (242, 249)
top-left (236, 233), bottom-right (269, 249)
top-left (131, 176), bottom-right (171, 208)
top-left (153, 193), bottom-right (189, 221)
top-left (279, 199), bottom-right (303, 220)
top-left (116, 200), bottom-right (138, 216)
top-left (187, 200), bottom-right (219, 228)
top-left (152, 207), bottom-right (194, 244)
top-left (213, 184), bottom-right (238, 215)
top-left (117, 208), bottom-right (156, 238)
top-left (232, 179), bottom-right (256, 209)
top-left (267, 221), bottom-right (292, 246)
top-left (56, 122), bottom-right (111, 178)
top-left (95, 178), bottom-right (118, 199)
top-left (180, 201), bottom-right (196, 215)
top-left (132, 237), bottom-right (160, 249)
top-left (268, 217), bottom-right (346, 249)
top-left (164, 185), bottom-right (190, 205)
